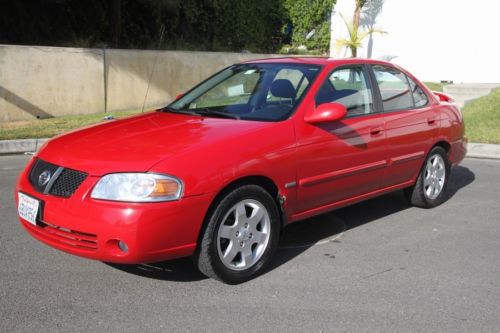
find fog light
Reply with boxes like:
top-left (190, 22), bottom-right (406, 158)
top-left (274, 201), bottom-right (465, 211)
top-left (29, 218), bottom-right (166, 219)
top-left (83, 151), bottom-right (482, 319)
top-left (118, 240), bottom-right (129, 253)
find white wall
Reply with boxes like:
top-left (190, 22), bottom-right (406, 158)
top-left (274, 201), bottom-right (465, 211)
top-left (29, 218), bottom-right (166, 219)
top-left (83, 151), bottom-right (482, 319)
top-left (333, 0), bottom-right (500, 83)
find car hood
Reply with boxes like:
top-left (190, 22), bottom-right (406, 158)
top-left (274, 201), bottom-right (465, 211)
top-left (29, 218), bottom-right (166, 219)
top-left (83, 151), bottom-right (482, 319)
top-left (37, 111), bottom-right (274, 176)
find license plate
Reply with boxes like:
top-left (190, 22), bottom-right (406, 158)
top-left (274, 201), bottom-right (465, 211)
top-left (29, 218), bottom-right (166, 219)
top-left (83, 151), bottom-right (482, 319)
top-left (18, 192), bottom-right (41, 226)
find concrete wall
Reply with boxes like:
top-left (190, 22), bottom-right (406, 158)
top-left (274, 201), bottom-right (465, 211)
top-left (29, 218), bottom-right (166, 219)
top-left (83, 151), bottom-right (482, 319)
top-left (0, 45), bottom-right (104, 122)
top-left (0, 44), bottom-right (276, 122)
top-left (105, 50), bottom-right (275, 113)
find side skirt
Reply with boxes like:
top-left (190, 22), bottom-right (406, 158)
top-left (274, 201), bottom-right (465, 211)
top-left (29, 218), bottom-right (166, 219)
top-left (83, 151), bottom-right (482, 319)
top-left (288, 180), bottom-right (415, 223)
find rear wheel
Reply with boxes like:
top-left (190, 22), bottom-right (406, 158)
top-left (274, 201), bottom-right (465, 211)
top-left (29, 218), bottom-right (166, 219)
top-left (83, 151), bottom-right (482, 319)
top-left (405, 146), bottom-right (451, 208)
top-left (195, 185), bottom-right (280, 284)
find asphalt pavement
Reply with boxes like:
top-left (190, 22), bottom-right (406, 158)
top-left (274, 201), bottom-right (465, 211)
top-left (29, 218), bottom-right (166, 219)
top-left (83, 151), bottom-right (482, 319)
top-left (1, 155), bottom-right (499, 332)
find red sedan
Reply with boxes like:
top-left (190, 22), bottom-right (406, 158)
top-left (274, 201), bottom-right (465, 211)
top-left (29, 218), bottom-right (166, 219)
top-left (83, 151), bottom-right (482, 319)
top-left (16, 58), bottom-right (466, 283)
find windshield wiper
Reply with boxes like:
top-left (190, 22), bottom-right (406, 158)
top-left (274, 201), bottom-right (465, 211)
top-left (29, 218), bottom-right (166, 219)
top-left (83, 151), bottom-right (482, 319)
top-left (190, 108), bottom-right (240, 120)
top-left (162, 106), bottom-right (240, 119)
top-left (161, 106), bottom-right (199, 116)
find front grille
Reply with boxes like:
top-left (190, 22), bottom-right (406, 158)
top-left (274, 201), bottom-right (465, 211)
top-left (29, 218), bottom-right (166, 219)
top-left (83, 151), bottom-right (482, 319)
top-left (29, 158), bottom-right (87, 198)
top-left (49, 168), bottom-right (88, 197)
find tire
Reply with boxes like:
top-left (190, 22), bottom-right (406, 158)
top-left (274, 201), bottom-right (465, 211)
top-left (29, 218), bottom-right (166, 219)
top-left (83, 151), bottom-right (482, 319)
top-left (404, 146), bottom-right (451, 208)
top-left (194, 185), bottom-right (280, 284)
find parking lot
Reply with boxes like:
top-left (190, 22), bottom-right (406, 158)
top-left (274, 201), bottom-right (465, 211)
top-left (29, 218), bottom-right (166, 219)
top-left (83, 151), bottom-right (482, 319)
top-left (1, 155), bottom-right (499, 332)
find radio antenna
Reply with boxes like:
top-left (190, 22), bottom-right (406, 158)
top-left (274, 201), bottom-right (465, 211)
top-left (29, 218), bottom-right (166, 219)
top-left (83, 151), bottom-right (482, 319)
top-left (141, 24), bottom-right (165, 113)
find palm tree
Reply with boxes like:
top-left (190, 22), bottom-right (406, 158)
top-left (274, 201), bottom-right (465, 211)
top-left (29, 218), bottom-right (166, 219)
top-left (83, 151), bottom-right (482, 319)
top-left (335, 13), bottom-right (385, 57)
top-left (353, 0), bottom-right (368, 30)
top-left (360, 0), bottom-right (385, 58)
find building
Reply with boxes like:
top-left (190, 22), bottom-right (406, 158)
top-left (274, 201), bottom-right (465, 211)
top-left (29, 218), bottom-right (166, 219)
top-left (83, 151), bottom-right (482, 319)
top-left (331, 0), bottom-right (500, 83)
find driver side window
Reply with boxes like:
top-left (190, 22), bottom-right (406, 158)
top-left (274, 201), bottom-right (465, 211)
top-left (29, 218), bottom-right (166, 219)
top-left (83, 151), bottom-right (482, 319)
top-left (315, 66), bottom-right (373, 116)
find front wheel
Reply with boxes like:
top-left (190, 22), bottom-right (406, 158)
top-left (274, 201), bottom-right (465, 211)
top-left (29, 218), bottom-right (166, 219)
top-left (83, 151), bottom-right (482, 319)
top-left (405, 146), bottom-right (451, 208)
top-left (195, 185), bottom-right (280, 284)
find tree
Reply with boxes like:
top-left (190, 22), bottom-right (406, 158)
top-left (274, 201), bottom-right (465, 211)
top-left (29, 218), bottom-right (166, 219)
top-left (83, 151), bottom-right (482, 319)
top-left (335, 13), bottom-right (385, 57)
top-left (0, 0), bottom-right (286, 53)
top-left (110, 0), bottom-right (122, 47)
top-left (282, 0), bottom-right (335, 53)
top-left (353, 0), bottom-right (368, 30)
top-left (360, 0), bottom-right (385, 58)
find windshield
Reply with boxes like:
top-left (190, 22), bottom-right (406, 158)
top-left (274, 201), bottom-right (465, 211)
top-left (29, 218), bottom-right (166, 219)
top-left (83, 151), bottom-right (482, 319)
top-left (167, 63), bottom-right (321, 121)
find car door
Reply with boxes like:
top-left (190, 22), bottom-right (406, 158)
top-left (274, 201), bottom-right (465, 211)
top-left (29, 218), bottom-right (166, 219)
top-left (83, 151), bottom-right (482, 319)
top-left (294, 65), bottom-right (388, 214)
top-left (370, 65), bottom-right (439, 187)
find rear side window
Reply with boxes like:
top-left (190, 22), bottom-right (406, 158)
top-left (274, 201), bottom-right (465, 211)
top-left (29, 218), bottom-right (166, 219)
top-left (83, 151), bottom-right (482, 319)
top-left (372, 65), bottom-right (413, 111)
top-left (408, 77), bottom-right (429, 107)
top-left (315, 66), bottom-right (373, 117)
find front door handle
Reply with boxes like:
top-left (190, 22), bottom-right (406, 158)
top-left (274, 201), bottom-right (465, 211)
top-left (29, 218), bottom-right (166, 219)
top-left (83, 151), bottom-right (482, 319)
top-left (370, 126), bottom-right (384, 136)
top-left (427, 117), bottom-right (437, 125)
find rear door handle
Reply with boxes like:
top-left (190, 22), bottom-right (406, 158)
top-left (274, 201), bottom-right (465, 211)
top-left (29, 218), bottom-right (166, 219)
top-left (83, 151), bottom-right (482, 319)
top-left (370, 126), bottom-right (384, 136)
top-left (427, 117), bottom-right (437, 125)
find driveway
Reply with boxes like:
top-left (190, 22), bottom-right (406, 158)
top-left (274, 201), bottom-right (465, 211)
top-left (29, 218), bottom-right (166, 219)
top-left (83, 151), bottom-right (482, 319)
top-left (1, 155), bottom-right (499, 332)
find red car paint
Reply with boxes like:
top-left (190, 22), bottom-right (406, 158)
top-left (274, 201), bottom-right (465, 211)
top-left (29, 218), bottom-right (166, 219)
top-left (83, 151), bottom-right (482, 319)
top-left (15, 58), bottom-right (466, 264)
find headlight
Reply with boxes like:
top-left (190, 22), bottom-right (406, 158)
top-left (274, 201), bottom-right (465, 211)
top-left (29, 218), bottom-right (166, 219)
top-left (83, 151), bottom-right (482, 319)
top-left (91, 173), bottom-right (183, 202)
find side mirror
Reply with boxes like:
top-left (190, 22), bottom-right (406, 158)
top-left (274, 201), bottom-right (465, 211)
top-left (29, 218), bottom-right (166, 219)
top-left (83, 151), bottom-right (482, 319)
top-left (305, 103), bottom-right (347, 124)
top-left (175, 93), bottom-right (184, 100)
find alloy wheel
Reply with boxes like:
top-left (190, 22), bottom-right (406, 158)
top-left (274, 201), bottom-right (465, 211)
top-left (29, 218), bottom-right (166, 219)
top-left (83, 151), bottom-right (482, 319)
top-left (423, 153), bottom-right (446, 200)
top-left (216, 199), bottom-right (271, 271)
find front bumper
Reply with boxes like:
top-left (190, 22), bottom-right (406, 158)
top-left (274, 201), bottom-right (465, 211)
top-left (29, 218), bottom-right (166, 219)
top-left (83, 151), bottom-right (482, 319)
top-left (15, 158), bottom-right (213, 264)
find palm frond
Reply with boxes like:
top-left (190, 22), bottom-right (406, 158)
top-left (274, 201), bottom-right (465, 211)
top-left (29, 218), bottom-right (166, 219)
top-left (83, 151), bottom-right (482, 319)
top-left (335, 11), bottom-right (387, 57)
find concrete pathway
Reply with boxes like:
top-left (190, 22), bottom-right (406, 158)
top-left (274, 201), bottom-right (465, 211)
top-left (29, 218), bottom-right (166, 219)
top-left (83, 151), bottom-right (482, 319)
top-left (443, 83), bottom-right (500, 108)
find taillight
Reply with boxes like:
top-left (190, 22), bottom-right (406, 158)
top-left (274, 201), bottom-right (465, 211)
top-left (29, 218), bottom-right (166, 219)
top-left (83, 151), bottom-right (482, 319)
top-left (434, 91), bottom-right (454, 103)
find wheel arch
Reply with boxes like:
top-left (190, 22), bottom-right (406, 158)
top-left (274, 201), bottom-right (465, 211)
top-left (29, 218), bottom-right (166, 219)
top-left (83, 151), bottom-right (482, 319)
top-left (433, 140), bottom-right (451, 154)
top-left (410, 140), bottom-right (452, 186)
top-left (194, 175), bottom-right (284, 250)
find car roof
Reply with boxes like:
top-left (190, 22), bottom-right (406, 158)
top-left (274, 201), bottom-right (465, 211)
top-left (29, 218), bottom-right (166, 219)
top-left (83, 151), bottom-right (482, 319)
top-left (242, 56), bottom-right (394, 67)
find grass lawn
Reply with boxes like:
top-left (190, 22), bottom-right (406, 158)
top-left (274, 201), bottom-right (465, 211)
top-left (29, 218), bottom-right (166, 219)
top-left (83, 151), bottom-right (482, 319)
top-left (0, 109), bottom-right (144, 140)
top-left (463, 88), bottom-right (500, 144)
top-left (423, 82), bottom-right (447, 92)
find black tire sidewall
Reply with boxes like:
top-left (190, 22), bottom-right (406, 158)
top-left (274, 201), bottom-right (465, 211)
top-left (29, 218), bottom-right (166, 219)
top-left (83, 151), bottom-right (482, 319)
top-left (202, 185), bottom-right (280, 284)
top-left (419, 147), bottom-right (451, 207)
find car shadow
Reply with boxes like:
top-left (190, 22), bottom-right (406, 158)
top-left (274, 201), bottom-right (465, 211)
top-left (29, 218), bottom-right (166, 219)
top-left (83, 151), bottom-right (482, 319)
top-left (105, 258), bottom-right (207, 282)
top-left (106, 165), bottom-right (475, 283)
top-left (269, 164), bottom-right (475, 272)
top-left (269, 190), bottom-right (410, 271)
top-left (445, 164), bottom-right (475, 200)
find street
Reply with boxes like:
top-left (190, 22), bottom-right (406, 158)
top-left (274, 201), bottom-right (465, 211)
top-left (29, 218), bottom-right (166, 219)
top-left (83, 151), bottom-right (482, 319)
top-left (1, 155), bottom-right (499, 332)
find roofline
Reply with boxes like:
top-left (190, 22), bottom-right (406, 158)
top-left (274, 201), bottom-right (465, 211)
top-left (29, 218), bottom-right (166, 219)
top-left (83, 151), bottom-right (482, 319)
top-left (241, 56), bottom-right (396, 67)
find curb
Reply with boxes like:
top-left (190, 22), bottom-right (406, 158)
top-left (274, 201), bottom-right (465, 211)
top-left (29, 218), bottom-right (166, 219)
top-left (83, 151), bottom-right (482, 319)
top-left (0, 138), bottom-right (49, 155)
top-left (0, 138), bottom-right (499, 160)
top-left (466, 142), bottom-right (500, 160)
